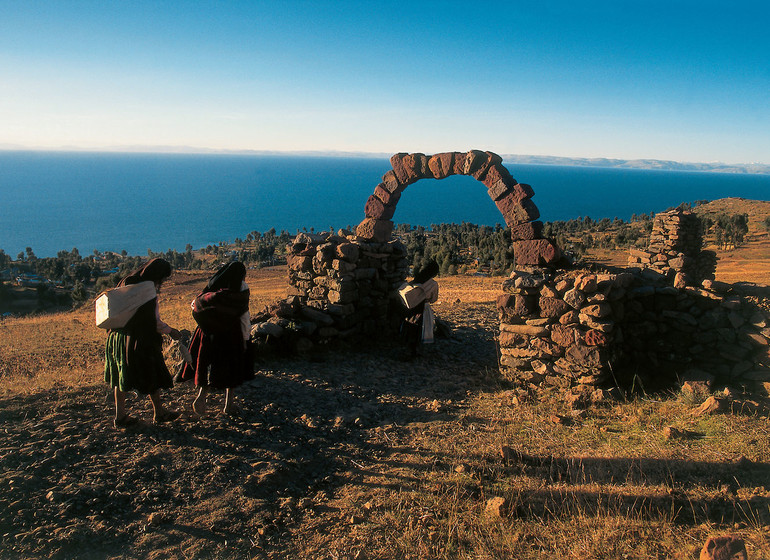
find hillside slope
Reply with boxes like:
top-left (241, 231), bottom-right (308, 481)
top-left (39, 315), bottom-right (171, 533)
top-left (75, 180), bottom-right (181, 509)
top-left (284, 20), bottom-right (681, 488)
top-left (1, 271), bottom-right (769, 559)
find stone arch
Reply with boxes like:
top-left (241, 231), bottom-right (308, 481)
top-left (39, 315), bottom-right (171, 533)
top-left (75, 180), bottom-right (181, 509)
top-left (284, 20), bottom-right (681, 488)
top-left (354, 150), bottom-right (562, 267)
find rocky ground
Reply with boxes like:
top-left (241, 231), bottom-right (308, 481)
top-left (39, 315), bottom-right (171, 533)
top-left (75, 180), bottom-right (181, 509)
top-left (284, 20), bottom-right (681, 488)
top-left (0, 284), bottom-right (504, 559)
top-left (2, 272), bottom-right (769, 559)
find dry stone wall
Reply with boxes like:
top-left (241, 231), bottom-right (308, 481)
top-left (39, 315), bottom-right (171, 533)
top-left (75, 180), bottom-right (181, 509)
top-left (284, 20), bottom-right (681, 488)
top-left (250, 230), bottom-right (409, 353)
top-left (627, 208), bottom-right (717, 287)
top-left (497, 265), bottom-right (770, 406)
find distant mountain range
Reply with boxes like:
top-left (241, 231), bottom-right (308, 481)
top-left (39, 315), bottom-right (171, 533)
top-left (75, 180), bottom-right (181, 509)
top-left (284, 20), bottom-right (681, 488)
top-left (498, 154), bottom-right (770, 175)
top-left (1, 144), bottom-right (768, 174)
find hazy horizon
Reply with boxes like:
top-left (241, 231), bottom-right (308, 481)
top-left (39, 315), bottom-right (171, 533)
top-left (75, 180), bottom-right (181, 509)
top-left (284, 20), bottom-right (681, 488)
top-left (0, 144), bottom-right (767, 169)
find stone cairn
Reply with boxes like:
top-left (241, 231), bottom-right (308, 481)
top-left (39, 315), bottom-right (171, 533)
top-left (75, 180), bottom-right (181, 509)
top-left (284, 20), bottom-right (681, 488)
top-left (627, 208), bottom-right (717, 287)
top-left (250, 230), bottom-right (409, 354)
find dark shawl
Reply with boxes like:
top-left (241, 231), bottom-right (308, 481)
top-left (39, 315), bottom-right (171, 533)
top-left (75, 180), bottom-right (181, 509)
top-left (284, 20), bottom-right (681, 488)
top-left (181, 262), bottom-right (252, 388)
top-left (413, 260), bottom-right (439, 284)
top-left (191, 262), bottom-right (249, 335)
top-left (118, 258), bottom-right (172, 287)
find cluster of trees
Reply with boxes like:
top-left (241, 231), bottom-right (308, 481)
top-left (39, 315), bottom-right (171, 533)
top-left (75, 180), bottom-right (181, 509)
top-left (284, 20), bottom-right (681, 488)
top-left (701, 213), bottom-right (749, 250)
top-left (542, 215), bottom-right (654, 258)
top-left (199, 228), bottom-right (294, 268)
top-left (2, 206), bottom-right (763, 314)
top-left (395, 222), bottom-right (514, 276)
top-left (0, 247), bottom-right (150, 307)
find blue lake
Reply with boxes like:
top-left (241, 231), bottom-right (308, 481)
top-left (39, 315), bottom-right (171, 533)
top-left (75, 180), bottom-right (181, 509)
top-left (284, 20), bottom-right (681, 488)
top-left (1, 151), bottom-right (768, 257)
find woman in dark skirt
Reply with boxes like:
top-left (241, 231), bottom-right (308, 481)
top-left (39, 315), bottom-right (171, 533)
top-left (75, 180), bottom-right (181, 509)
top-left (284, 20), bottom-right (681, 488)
top-left (178, 262), bottom-right (252, 416)
top-left (104, 258), bottom-right (182, 427)
top-left (400, 260), bottom-right (440, 359)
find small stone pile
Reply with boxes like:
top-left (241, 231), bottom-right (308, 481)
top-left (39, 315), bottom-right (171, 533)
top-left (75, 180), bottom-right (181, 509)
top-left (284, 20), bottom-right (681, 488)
top-left (497, 266), bottom-right (770, 406)
top-left (250, 230), bottom-right (409, 352)
top-left (627, 208), bottom-right (716, 286)
top-left (355, 150), bottom-right (562, 267)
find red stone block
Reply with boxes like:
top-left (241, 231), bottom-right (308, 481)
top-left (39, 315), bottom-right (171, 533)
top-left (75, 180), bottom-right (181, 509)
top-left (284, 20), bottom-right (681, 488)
top-left (550, 324), bottom-right (580, 347)
top-left (482, 163), bottom-right (515, 188)
top-left (511, 183), bottom-right (535, 201)
top-left (287, 254), bottom-right (312, 272)
top-left (364, 195), bottom-right (396, 221)
top-left (584, 329), bottom-right (609, 346)
top-left (452, 151), bottom-right (467, 175)
top-left (514, 295), bottom-right (537, 316)
top-left (509, 221), bottom-right (543, 241)
top-left (700, 535), bottom-right (747, 560)
top-left (374, 184), bottom-right (401, 206)
top-left (496, 192), bottom-right (539, 225)
top-left (499, 330), bottom-right (528, 348)
top-left (501, 198), bottom-right (541, 228)
top-left (483, 164), bottom-right (516, 200)
top-left (356, 218), bottom-right (394, 242)
top-left (390, 153), bottom-right (419, 185)
top-left (487, 181), bottom-right (509, 201)
top-left (462, 149), bottom-right (487, 176)
top-left (471, 151), bottom-right (503, 180)
top-left (381, 170), bottom-right (405, 194)
top-left (496, 294), bottom-right (515, 311)
top-left (403, 153), bottom-right (429, 179)
top-left (540, 296), bottom-right (570, 318)
top-left (428, 152), bottom-right (455, 179)
top-left (513, 238), bottom-right (561, 266)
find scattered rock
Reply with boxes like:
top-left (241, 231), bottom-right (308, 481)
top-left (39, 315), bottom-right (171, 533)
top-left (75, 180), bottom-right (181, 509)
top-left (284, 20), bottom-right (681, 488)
top-left (691, 396), bottom-right (731, 416)
top-left (484, 496), bottom-right (509, 518)
top-left (699, 534), bottom-right (747, 560)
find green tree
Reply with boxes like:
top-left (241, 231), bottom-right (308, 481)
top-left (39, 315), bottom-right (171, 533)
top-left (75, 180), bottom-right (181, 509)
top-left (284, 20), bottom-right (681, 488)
top-left (70, 280), bottom-right (88, 307)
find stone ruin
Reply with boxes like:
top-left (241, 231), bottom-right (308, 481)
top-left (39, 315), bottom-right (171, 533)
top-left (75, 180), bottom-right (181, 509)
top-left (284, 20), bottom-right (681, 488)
top-left (249, 150), bottom-right (770, 401)
top-left (496, 266), bottom-right (770, 406)
top-left (627, 208), bottom-right (717, 288)
top-left (251, 149), bottom-right (560, 352)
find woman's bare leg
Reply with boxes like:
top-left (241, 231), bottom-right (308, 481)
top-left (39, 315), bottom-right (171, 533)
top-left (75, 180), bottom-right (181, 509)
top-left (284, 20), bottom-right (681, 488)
top-left (114, 388), bottom-right (127, 421)
top-left (193, 386), bottom-right (208, 416)
top-left (223, 388), bottom-right (235, 414)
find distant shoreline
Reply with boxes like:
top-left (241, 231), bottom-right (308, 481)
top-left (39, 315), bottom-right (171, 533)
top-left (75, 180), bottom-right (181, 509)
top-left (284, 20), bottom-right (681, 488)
top-left (0, 146), bottom-right (768, 175)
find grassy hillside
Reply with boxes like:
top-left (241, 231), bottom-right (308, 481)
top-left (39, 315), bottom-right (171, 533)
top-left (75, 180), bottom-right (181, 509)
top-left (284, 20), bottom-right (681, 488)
top-left (1, 267), bottom-right (769, 559)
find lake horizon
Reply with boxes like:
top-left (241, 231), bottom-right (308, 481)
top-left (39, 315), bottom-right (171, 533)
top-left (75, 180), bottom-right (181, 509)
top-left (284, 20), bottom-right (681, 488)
top-left (1, 150), bottom-right (769, 258)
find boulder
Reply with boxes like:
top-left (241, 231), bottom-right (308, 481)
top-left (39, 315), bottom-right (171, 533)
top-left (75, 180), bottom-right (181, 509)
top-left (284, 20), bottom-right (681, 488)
top-left (390, 152), bottom-right (420, 185)
top-left (380, 170), bottom-right (405, 194)
top-left (540, 297), bottom-right (571, 318)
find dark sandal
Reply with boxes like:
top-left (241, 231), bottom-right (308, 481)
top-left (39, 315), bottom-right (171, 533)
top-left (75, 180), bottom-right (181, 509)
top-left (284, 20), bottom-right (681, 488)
top-left (114, 415), bottom-right (139, 428)
top-left (154, 410), bottom-right (181, 424)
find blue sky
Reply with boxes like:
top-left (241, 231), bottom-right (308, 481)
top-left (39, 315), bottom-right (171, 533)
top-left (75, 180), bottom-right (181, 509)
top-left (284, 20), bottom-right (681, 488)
top-left (1, 1), bottom-right (768, 163)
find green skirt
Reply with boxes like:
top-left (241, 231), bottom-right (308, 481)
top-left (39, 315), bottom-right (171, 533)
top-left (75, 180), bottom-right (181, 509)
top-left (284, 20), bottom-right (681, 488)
top-left (104, 329), bottom-right (173, 394)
